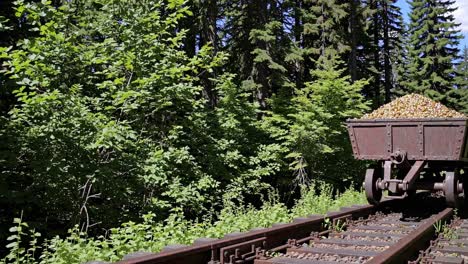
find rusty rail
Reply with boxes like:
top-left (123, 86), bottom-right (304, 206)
top-left (367, 207), bottom-right (453, 264)
top-left (411, 217), bottom-right (468, 264)
top-left (105, 198), bottom-right (451, 264)
top-left (112, 204), bottom-right (379, 264)
top-left (253, 198), bottom-right (452, 264)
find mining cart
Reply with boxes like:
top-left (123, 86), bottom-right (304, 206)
top-left (347, 118), bottom-right (468, 208)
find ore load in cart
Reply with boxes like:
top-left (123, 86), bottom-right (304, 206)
top-left (347, 94), bottom-right (468, 208)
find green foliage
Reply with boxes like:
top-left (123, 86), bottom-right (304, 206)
top-left (402, 0), bottom-right (462, 106)
top-left (1, 0), bottom-right (463, 232)
top-left (0, 0), bottom-right (373, 237)
top-left (291, 184), bottom-right (366, 218)
top-left (322, 217), bottom-right (346, 233)
top-left (3, 214), bottom-right (41, 264)
top-left (0, 185), bottom-right (365, 264)
top-left (433, 220), bottom-right (458, 240)
top-left (301, 0), bottom-right (350, 57)
top-left (452, 46), bottom-right (468, 114)
top-left (263, 56), bottom-right (370, 185)
top-left (1, 0), bottom-right (465, 262)
top-left (0, 0), bottom-right (276, 232)
top-left (364, 0), bottom-right (404, 105)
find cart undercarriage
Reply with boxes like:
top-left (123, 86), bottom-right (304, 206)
top-left (365, 160), bottom-right (466, 207)
top-left (347, 118), bottom-right (468, 208)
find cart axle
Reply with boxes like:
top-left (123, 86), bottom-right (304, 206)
top-left (364, 160), bottom-right (466, 208)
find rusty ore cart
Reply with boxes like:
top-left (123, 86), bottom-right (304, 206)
top-left (347, 118), bottom-right (468, 207)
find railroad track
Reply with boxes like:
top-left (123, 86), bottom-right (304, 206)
top-left (255, 208), bottom-right (452, 264)
top-left (112, 204), bottom-right (375, 264)
top-left (412, 217), bottom-right (468, 263)
top-left (92, 194), bottom-right (461, 264)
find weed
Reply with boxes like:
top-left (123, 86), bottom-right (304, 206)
top-left (1, 184), bottom-right (366, 264)
top-left (433, 220), bottom-right (458, 240)
top-left (323, 218), bottom-right (346, 232)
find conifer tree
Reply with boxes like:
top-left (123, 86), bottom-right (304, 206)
top-left (363, 0), bottom-right (403, 106)
top-left (347, 0), bottom-right (373, 83)
top-left (180, 0), bottom-right (220, 107)
top-left (452, 46), bottom-right (468, 113)
top-left (456, 46), bottom-right (468, 89)
top-left (287, 54), bottom-right (369, 184)
top-left (382, 0), bottom-right (404, 102)
top-left (395, 24), bottom-right (411, 95)
top-left (404, 0), bottom-right (462, 103)
top-left (223, 0), bottom-right (293, 113)
top-left (285, 0), bottom-right (307, 88)
top-left (300, 0), bottom-right (349, 75)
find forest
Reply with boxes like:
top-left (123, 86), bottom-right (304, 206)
top-left (0, 0), bottom-right (467, 263)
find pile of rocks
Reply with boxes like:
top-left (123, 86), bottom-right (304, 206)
top-left (361, 94), bottom-right (465, 119)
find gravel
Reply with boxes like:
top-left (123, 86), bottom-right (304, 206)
top-left (360, 94), bottom-right (465, 119)
top-left (272, 211), bottom-right (424, 263)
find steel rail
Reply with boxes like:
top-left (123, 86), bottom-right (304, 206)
top-left (113, 204), bottom-right (381, 264)
top-left (367, 207), bottom-right (453, 264)
top-left (410, 218), bottom-right (468, 264)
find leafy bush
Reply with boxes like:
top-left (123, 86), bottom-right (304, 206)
top-left (0, 0), bottom-right (370, 235)
top-left (0, 0), bottom-right (275, 232)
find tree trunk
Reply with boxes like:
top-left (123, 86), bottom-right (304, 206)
top-left (349, 0), bottom-right (358, 82)
top-left (199, 0), bottom-right (219, 107)
top-left (294, 0), bottom-right (303, 88)
top-left (253, 0), bottom-right (270, 113)
top-left (373, 0), bottom-right (381, 106)
top-left (383, 0), bottom-right (391, 103)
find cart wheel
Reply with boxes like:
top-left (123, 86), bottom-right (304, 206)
top-left (365, 167), bottom-right (383, 205)
top-left (461, 169), bottom-right (468, 205)
top-left (445, 170), bottom-right (464, 208)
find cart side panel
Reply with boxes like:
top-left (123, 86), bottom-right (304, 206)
top-left (391, 125), bottom-right (420, 159)
top-left (352, 125), bottom-right (387, 159)
top-left (347, 118), bottom-right (468, 161)
top-left (463, 125), bottom-right (468, 159)
top-left (424, 125), bottom-right (462, 160)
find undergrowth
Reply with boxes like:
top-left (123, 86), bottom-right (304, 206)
top-left (1, 184), bottom-right (366, 264)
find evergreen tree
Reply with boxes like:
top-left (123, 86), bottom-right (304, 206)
top-left (198, 0), bottom-right (220, 107)
top-left (395, 24), bottom-right (411, 95)
top-left (300, 0), bottom-right (349, 77)
top-left (452, 46), bottom-right (468, 113)
top-left (347, 0), bottom-right (373, 83)
top-left (180, 0), bottom-right (220, 107)
top-left (221, 0), bottom-right (294, 114)
top-left (404, 0), bottom-right (462, 103)
top-left (363, 0), bottom-right (403, 106)
top-left (359, 0), bottom-right (381, 105)
top-left (286, 55), bottom-right (369, 184)
top-left (381, 0), bottom-right (404, 102)
top-left (456, 46), bottom-right (468, 89)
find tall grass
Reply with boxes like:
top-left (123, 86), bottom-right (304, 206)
top-left (1, 184), bottom-right (366, 264)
